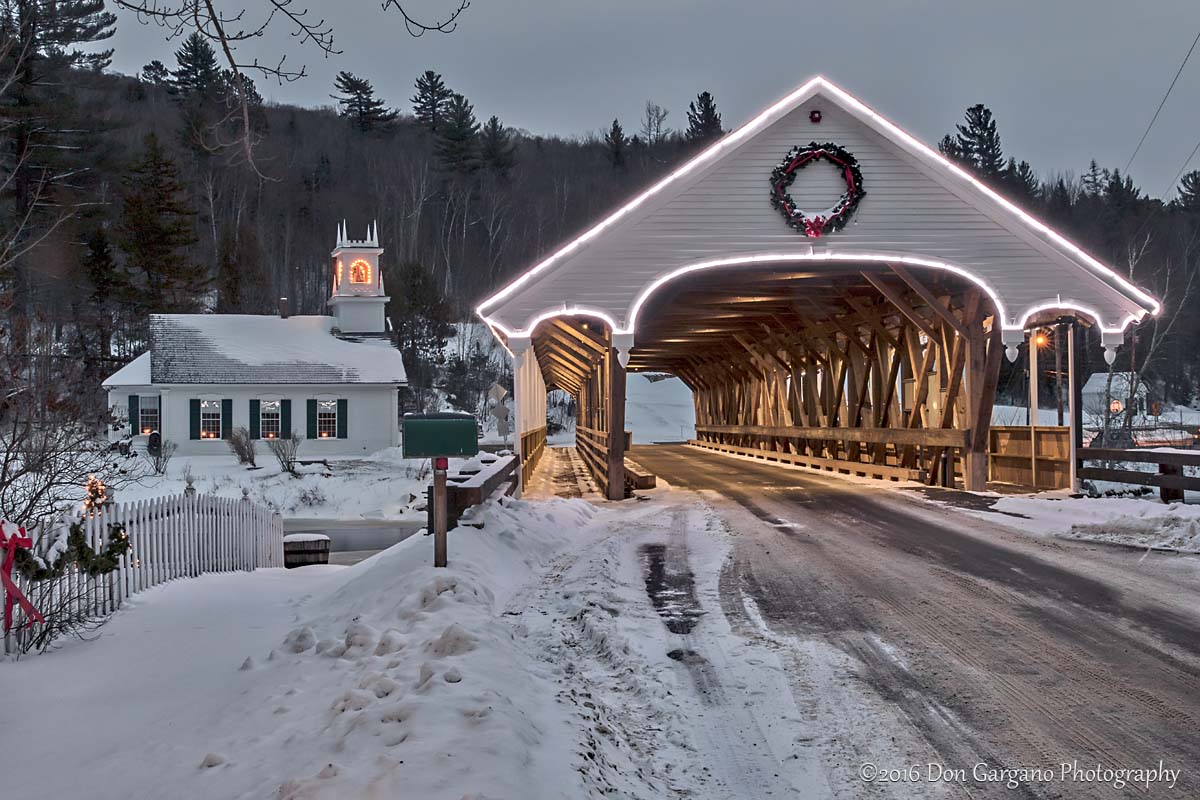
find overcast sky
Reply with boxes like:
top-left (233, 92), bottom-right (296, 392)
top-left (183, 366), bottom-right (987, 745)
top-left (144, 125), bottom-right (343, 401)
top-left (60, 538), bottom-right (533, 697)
top-left (111, 0), bottom-right (1200, 198)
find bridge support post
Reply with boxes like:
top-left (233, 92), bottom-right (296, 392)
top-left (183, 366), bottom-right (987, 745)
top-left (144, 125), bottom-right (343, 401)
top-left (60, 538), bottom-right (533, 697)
top-left (963, 301), bottom-right (1001, 492)
top-left (606, 344), bottom-right (627, 500)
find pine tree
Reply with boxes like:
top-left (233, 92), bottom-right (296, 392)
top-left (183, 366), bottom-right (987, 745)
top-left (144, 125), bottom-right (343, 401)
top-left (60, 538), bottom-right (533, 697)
top-left (0, 0), bottom-right (116, 334)
top-left (604, 119), bottom-right (628, 168)
top-left (1080, 160), bottom-right (1108, 197)
top-left (171, 33), bottom-right (221, 99)
top-left (434, 93), bottom-right (481, 173)
top-left (332, 71), bottom-right (398, 133)
top-left (1177, 170), bottom-right (1200, 212)
top-left (1004, 158), bottom-right (1040, 203)
top-left (938, 134), bottom-right (967, 166)
top-left (411, 70), bottom-right (453, 132)
top-left (685, 91), bottom-right (723, 143)
top-left (480, 116), bottom-right (517, 175)
top-left (386, 260), bottom-right (451, 411)
top-left (954, 104), bottom-right (1005, 180)
top-left (117, 134), bottom-right (206, 315)
top-left (140, 60), bottom-right (170, 86)
top-left (81, 227), bottom-right (128, 357)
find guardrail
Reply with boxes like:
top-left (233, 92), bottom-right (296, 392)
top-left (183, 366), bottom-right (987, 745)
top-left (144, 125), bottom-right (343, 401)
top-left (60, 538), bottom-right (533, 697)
top-left (1078, 447), bottom-right (1200, 502)
top-left (427, 454), bottom-right (519, 531)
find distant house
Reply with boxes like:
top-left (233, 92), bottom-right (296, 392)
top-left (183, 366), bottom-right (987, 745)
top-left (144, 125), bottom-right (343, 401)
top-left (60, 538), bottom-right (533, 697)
top-left (1081, 372), bottom-right (1149, 416)
top-left (102, 223), bottom-right (407, 456)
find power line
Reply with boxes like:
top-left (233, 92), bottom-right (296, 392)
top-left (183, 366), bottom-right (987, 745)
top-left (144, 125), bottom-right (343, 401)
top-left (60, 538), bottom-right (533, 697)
top-left (1124, 28), bottom-right (1200, 175)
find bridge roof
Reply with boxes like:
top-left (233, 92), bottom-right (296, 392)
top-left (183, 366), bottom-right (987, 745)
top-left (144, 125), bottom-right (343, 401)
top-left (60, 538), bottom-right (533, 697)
top-left (478, 77), bottom-right (1158, 341)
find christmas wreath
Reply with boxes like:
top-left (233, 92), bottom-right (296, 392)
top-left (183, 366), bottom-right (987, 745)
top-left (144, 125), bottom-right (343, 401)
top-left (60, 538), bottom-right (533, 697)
top-left (769, 142), bottom-right (865, 237)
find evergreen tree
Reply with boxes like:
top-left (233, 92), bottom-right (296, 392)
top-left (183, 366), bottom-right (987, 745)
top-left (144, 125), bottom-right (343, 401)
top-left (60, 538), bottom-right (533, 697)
top-left (140, 60), bottom-right (170, 86)
top-left (1177, 170), bottom-right (1200, 212)
top-left (434, 93), bottom-right (480, 173)
top-left (81, 227), bottom-right (128, 357)
top-left (604, 119), bottom-right (628, 168)
top-left (117, 134), bottom-right (206, 315)
top-left (411, 70), bottom-right (453, 132)
top-left (954, 104), bottom-right (1005, 180)
top-left (1004, 158), bottom-right (1040, 203)
top-left (332, 71), bottom-right (398, 133)
top-left (0, 0), bottom-right (116, 332)
top-left (171, 33), bottom-right (221, 99)
top-left (1044, 177), bottom-right (1074, 222)
top-left (1080, 159), bottom-right (1108, 197)
top-left (385, 260), bottom-right (452, 412)
top-left (937, 134), bottom-right (967, 165)
top-left (480, 116), bottom-right (517, 174)
top-left (685, 91), bottom-right (723, 143)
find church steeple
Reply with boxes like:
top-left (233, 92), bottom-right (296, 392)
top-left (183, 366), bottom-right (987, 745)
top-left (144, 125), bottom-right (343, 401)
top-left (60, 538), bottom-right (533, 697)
top-left (329, 220), bottom-right (389, 333)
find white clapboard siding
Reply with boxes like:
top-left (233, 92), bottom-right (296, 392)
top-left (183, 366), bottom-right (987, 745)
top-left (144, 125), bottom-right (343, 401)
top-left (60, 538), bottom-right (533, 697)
top-left (3, 491), bottom-right (284, 656)
top-left (484, 80), bottom-right (1154, 335)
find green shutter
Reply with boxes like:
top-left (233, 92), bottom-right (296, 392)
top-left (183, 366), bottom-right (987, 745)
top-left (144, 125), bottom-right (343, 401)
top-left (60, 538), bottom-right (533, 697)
top-left (281, 399), bottom-right (292, 439)
top-left (189, 399), bottom-right (201, 440)
top-left (128, 395), bottom-right (140, 434)
top-left (337, 398), bottom-right (348, 439)
top-left (306, 399), bottom-right (317, 440)
top-left (221, 398), bottom-right (233, 439)
top-left (249, 399), bottom-right (260, 439)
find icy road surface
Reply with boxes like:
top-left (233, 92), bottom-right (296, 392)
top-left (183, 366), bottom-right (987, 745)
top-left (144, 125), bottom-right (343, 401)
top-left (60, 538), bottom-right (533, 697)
top-left (629, 444), bottom-right (1200, 799)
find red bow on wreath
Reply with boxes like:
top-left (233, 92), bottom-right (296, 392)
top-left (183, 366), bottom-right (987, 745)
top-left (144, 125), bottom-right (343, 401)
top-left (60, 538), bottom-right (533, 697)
top-left (804, 216), bottom-right (826, 238)
top-left (1, 521), bottom-right (44, 632)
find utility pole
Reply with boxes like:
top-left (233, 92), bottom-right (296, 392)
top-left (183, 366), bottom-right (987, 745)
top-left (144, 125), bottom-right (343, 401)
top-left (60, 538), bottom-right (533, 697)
top-left (433, 455), bottom-right (448, 568)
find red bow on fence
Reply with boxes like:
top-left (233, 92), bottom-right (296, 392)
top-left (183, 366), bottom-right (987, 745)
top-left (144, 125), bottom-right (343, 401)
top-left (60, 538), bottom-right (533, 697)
top-left (1, 522), bottom-right (44, 633)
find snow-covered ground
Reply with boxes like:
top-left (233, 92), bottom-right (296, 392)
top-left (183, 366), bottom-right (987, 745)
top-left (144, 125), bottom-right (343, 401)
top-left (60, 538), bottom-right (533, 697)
top-left (117, 448), bottom-right (432, 521)
top-left (946, 492), bottom-right (1200, 553)
top-left (1, 489), bottom-right (838, 799)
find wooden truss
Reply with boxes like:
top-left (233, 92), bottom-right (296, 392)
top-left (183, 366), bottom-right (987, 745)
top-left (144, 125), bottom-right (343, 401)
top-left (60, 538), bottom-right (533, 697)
top-left (529, 264), bottom-right (1004, 493)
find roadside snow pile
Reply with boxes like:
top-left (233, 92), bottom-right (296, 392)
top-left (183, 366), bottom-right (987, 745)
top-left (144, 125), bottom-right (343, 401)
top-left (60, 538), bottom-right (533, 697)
top-left (967, 494), bottom-right (1200, 552)
top-left (197, 497), bottom-right (613, 799)
top-left (1068, 513), bottom-right (1200, 552)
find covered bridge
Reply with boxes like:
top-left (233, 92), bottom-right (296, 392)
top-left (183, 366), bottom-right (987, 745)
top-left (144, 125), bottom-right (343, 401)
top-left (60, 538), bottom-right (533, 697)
top-left (478, 77), bottom-right (1159, 499)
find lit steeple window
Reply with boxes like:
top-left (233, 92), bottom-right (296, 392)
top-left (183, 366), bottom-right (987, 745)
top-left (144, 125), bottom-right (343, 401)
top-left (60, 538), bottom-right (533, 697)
top-left (349, 259), bottom-right (371, 284)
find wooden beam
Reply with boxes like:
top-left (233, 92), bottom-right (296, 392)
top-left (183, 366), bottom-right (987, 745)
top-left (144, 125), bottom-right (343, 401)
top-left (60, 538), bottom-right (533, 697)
top-left (889, 264), bottom-right (970, 340)
top-left (861, 272), bottom-right (940, 343)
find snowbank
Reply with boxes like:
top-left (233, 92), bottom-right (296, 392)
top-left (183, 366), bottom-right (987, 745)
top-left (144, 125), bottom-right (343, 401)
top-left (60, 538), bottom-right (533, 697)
top-left (955, 493), bottom-right (1200, 553)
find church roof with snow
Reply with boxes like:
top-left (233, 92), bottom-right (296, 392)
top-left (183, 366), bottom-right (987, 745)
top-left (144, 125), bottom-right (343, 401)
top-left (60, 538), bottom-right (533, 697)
top-left (106, 314), bottom-right (407, 386)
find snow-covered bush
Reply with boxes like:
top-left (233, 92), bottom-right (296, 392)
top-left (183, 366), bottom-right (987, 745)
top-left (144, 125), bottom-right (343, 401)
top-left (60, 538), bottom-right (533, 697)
top-left (145, 440), bottom-right (177, 475)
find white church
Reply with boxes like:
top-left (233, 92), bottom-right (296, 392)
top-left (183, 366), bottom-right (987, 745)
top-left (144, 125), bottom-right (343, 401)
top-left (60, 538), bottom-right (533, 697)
top-left (103, 223), bottom-right (408, 456)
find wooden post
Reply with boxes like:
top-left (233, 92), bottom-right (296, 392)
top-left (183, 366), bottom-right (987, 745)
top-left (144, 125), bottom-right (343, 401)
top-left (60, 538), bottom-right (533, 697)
top-left (1029, 330), bottom-right (1039, 489)
top-left (433, 461), bottom-right (448, 567)
top-left (606, 347), bottom-right (627, 500)
top-left (962, 304), bottom-right (998, 492)
top-left (1068, 321), bottom-right (1081, 493)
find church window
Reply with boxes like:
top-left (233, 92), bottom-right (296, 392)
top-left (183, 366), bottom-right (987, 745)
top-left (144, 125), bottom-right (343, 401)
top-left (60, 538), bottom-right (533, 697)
top-left (349, 259), bottom-right (371, 284)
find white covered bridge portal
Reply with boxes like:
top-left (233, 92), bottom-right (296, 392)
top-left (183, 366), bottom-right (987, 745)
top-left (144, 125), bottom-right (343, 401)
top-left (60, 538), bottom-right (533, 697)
top-left (480, 77), bottom-right (1158, 499)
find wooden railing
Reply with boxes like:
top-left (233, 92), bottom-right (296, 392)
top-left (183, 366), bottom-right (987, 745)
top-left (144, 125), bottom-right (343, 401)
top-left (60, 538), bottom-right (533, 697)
top-left (1078, 447), bottom-right (1200, 502)
top-left (575, 424), bottom-right (612, 495)
top-left (434, 454), bottom-right (519, 530)
top-left (989, 426), bottom-right (1071, 490)
top-left (691, 424), bottom-right (971, 482)
top-left (519, 426), bottom-right (547, 487)
top-left (5, 491), bottom-right (284, 655)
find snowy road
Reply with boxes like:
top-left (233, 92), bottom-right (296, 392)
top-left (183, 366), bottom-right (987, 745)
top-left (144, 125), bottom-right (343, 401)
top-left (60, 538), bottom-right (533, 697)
top-left (628, 444), bottom-right (1200, 799)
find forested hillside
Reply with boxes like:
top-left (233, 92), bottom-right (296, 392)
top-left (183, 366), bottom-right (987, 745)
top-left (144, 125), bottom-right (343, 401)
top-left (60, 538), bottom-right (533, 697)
top-left (2, 3), bottom-right (1199, 415)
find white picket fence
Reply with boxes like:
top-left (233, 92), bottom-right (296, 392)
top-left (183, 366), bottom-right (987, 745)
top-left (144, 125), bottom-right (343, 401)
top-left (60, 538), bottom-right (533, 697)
top-left (4, 490), bottom-right (284, 655)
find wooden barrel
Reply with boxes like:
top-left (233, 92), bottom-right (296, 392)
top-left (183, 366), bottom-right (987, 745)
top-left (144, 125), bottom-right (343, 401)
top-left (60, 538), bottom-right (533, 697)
top-left (283, 534), bottom-right (331, 568)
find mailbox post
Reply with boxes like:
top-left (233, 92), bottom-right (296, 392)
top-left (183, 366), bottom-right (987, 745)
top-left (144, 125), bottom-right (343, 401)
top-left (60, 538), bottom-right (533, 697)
top-left (402, 412), bottom-right (479, 568)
